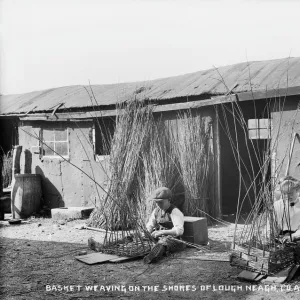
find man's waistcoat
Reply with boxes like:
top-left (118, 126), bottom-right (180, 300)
top-left (154, 204), bottom-right (176, 230)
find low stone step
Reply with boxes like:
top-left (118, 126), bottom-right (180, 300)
top-left (51, 207), bottom-right (94, 221)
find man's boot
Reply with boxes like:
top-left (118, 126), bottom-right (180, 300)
top-left (143, 244), bottom-right (166, 264)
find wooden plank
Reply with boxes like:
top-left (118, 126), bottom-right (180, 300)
top-left (238, 270), bottom-right (261, 282)
top-left (237, 85), bottom-right (300, 102)
top-left (51, 103), bottom-right (64, 116)
top-left (181, 256), bottom-right (229, 262)
top-left (16, 95), bottom-right (237, 120)
top-left (75, 253), bottom-right (119, 265)
top-left (109, 256), bottom-right (141, 263)
top-left (153, 95), bottom-right (237, 111)
top-left (20, 116), bottom-right (94, 121)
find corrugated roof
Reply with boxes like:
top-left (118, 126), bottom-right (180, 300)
top-left (1, 57), bottom-right (300, 115)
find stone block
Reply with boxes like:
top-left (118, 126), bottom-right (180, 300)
top-left (51, 207), bottom-right (94, 221)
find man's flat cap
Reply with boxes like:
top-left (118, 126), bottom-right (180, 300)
top-left (148, 187), bottom-right (172, 201)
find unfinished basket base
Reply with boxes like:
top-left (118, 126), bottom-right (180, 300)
top-left (88, 237), bottom-right (153, 257)
top-left (230, 243), bottom-right (299, 275)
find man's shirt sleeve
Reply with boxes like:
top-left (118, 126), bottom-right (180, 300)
top-left (170, 208), bottom-right (184, 236)
top-left (146, 210), bottom-right (157, 233)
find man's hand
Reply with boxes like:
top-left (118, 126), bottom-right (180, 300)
top-left (151, 230), bottom-right (165, 239)
top-left (278, 233), bottom-right (293, 244)
top-left (292, 230), bottom-right (300, 242)
top-left (281, 235), bottom-right (292, 243)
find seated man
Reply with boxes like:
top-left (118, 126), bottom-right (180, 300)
top-left (143, 187), bottom-right (185, 264)
top-left (273, 176), bottom-right (300, 243)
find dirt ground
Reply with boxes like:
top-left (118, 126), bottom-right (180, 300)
top-left (1, 216), bottom-right (300, 300)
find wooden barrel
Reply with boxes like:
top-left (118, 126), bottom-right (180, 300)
top-left (11, 174), bottom-right (42, 219)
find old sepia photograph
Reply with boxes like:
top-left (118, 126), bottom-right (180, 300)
top-left (1, 0), bottom-right (300, 299)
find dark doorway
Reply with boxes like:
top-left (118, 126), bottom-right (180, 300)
top-left (0, 118), bottom-right (18, 154)
top-left (218, 100), bottom-right (271, 216)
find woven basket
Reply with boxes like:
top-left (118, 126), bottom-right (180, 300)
top-left (101, 240), bottom-right (153, 257)
top-left (230, 243), bottom-right (299, 275)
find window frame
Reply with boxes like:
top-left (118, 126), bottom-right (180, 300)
top-left (41, 127), bottom-right (70, 159)
top-left (248, 118), bottom-right (272, 140)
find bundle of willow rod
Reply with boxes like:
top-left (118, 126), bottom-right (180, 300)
top-left (175, 110), bottom-right (211, 217)
top-left (1, 148), bottom-right (13, 188)
top-left (137, 120), bottom-right (181, 224)
top-left (87, 100), bottom-right (153, 230)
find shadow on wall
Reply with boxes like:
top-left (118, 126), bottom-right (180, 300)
top-left (35, 166), bottom-right (65, 209)
top-left (23, 149), bottom-right (32, 174)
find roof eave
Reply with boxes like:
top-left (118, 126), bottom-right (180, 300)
top-left (1, 85), bottom-right (300, 120)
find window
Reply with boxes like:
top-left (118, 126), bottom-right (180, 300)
top-left (93, 117), bottom-right (115, 159)
top-left (248, 119), bottom-right (271, 139)
top-left (42, 128), bottom-right (69, 157)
